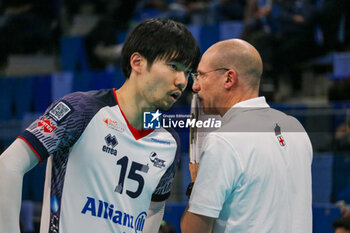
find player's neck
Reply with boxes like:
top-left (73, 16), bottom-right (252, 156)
top-left (115, 83), bottom-right (147, 130)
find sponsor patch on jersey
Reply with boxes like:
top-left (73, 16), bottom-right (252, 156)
top-left (81, 196), bottom-right (147, 232)
top-left (37, 117), bottom-right (57, 133)
top-left (149, 152), bottom-right (166, 168)
top-left (49, 101), bottom-right (72, 122)
top-left (103, 118), bottom-right (125, 132)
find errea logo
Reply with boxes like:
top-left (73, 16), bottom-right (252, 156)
top-left (105, 134), bottom-right (118, 147)
top-left (102, 134), bottom-right (118, 156)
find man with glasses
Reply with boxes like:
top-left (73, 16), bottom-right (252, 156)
top-left (181, 39), bottom-right (313, 233)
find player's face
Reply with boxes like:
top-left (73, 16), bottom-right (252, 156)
top-left (143, 59), bottom-right (190, 111)
top-left (335, 228), bottom-right (350, 233)
top-left (192, 51), bottom-right (225, 115)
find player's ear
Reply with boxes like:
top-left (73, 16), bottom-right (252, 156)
top-left (130, 52), bottom-right (145, 74)
top-left (224, 69), bottom-right (238, 89)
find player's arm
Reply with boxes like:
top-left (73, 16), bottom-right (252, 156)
top-left (181, 206), bottom-right (215, 233)
top-left (0, 139), bottom-right (39, 233)
top-left (142, 201), bottom-right (165, 233)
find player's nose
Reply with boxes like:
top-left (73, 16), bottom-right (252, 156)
top-left (174, 72), bottom-right (187, 91)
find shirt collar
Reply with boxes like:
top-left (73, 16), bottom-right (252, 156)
top-left (222, 96), bottom-right (270, 121)
top-left (232, 96), bottom-right (269, 108)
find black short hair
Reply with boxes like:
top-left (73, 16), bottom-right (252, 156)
top-left (121, 18), bottom-right (200, 78)
top-left (333, 216), bottom-right (350, 230)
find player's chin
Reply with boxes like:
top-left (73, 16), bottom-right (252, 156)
top-left (158, 100), bottom-right (175, 111)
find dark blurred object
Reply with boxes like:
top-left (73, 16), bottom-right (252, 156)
top-left (0, 0), bottom-right (57, 67)
top-left (312, 0), bottom-right (350, 53)
top-left (244, 0), bottom-right (322, 96)
top-left (83, 0), bottom-right (139, 70)
top-left (210, 0), bottom-right (245, 23)
top-left (328, 79), bottom-right (350, 102)
top-left (333, 215), bottom-right (350, 233)
top-left (242, 0), bottom-right (272, 38)
top-left (159, 220), bottom-right (175, 233)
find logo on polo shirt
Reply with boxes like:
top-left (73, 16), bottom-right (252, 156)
top-left (274, 124), bottom-right (286, 147)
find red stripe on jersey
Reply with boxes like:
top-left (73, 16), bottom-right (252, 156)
top-left (113, 88), bottom-right (154, 140)
top-left (17, 136), bottom-right (43, 163)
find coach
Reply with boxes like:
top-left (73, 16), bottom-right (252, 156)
top-left (181, 39), bottom-right (313, 233)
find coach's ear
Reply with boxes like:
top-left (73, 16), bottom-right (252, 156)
top-left (224, 69), bottom-right (238, 89)
top-left (130, 52), bottom-right (145, 74)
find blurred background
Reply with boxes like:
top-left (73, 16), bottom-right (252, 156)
top-left (0, 0), bottom-right (350, 232)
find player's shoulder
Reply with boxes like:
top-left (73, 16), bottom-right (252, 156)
top-left (62, 89), bottom-right (116, 105)
top-left (269, 108), bottom-right (306, 132)
top-left (45, 89), bottom-right (117, 123)
top-left (54, 89), bottom-right (117, 112)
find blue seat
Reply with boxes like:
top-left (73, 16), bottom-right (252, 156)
top-left (33, 75), bottom-right (52, 112)
top-left (0, 78), bottom-right (13, 120)
top-left (13, 77), bottom-right (33, 119)
top-left (61, 36), bottom-right (89, 71)
top-left (312, 154), bottom-right (333, 203)
top-left (163, 202), bottom-right (186, 233)
top-left (199, 24), bottom-right (220, 53)
top-left (332, 154), bottom-right (350, 203)
top-left (51, 72), bottom-right (73, 101)
top-left (72, 71), bottom-right (92, 92)
top-left (313, 204), bottom-right (341, 233)
top-left (90, 70), bottom-right (113, 90)
top-left (111, 66), bottom-right (126, 90)
top-left (330, 52), bottom-right (350, 80)
top-left (219, 20), bottom-right (243, 40)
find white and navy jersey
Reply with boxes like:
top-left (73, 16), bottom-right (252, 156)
top-left (19, 88), bottom-right (180, 233)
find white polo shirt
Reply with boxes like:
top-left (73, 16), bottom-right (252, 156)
top-left (188, 97), bottom-right (313, 233)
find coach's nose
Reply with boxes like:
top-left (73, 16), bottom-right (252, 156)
top-left (192, 79), bottom-right (200, 92)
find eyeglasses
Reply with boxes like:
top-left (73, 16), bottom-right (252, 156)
top-left (191, 68), bottom-right (230, 82)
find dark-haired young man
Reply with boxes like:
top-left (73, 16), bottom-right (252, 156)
top-left (334, 216), bottom-right (350, 233)
top-left (0, 18), bottom-right (200, 233)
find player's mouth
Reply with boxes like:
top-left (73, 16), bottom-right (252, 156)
top-left (169, 91), bottom-right (181, 102)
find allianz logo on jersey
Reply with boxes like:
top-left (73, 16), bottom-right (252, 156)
top-left (81, 196), bottom-right (147, 233)
top-left (102, 134), bottom-right (118, 156)
top-left (143, 110), bottom-right (221, 129)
